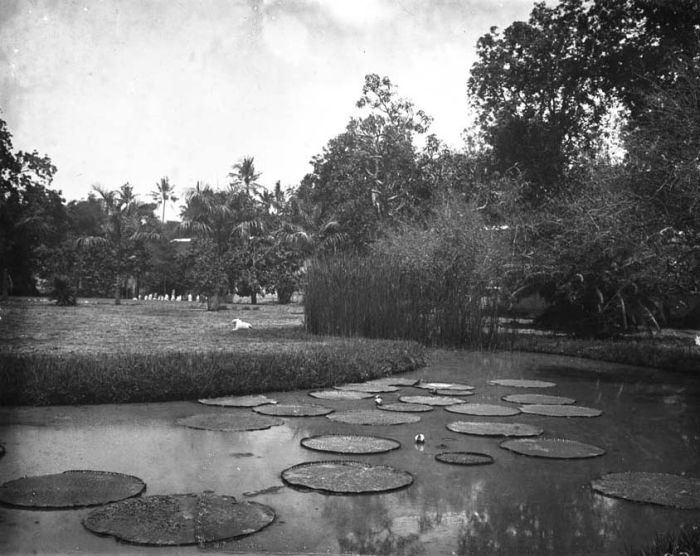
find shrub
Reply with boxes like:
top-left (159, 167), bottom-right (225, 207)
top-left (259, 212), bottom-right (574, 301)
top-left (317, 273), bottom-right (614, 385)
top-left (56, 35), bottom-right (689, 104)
top-left (48, 275), bottom-right (77, 306)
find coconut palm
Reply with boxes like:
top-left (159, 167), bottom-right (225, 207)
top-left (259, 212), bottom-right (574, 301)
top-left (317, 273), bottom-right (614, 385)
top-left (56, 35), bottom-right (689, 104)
top-left (228, 156), bottom-right (261, 197)
top-left (77, 183), bottom-right (159, 305)
top-left (151, 176), bottom-right (177, 223)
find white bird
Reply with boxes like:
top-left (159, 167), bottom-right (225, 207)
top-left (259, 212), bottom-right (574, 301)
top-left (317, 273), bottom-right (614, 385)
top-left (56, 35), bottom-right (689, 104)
top-left (232, 318), bottom-right (253, 330)
top-left (374, 395), bottom-right (383, 406)
top-left (414, 433), bottom-right (425, 444)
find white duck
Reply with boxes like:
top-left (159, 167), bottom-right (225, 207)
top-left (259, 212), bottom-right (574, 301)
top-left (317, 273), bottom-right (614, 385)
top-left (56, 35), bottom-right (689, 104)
top-left (414, 433), bottom-right (425, 444)
top-left (232, 318), bottom-right (253, 331)
top-left (374, 395), bottom-right (383, 406)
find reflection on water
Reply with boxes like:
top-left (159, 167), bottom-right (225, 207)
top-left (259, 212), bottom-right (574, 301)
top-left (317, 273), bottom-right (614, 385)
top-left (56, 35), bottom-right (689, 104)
top-left (1, 350), bottom-right (699, 555)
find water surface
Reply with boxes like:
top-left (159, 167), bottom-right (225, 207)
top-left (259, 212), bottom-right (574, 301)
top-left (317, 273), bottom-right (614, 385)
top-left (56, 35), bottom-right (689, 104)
top-left (1, 350), bottom-right (698, 555)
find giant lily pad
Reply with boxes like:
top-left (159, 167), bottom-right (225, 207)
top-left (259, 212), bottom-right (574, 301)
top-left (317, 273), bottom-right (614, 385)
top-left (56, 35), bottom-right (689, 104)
top-left (519, 404), bottom-right (602, 418)
top-left (83, 493), bottom-right (275, 545)
top-left (309, 390), bottom-right (374, 401)
top-left (500, 438), bottom-right (605, 459)
top-left (435, 389), bottom-right (475, 397)
top-left (327, 409), bottom-right (420, 426)
top-left (502, 394), bottom-right (575, 405)
top-left (177, 413), bottom-right (283, 432)
top-left (489, 379), bottom-right (556, 388)
top-left (399, 395), bottom-right (466, 406)
top-left (253, 403), bottom-right (333, 417)
top-left (198, 395), bottom-right (277, 408)
top-left (445, 403), bottom-right (521, 416)
top-left (591, 472), bottom-right (700, 509)
top-left (334, 383), bottom-right (399, 393)
top-left (368, 377), bottom-right (418, 387)
top-left (447, 421), bottom-right (543, 437)
top-left (281, 461), bottom-right (413, 494)
top-left (435, 452), bottom-right (494, 466)
top-left (0, 470), bottom-right (145, 509)
top-left (415, 382), bottom-right (475, 392)
top-left (379, 402), bottom-right (434, 413)
top-left (301, 434), bottom-right (401, 455)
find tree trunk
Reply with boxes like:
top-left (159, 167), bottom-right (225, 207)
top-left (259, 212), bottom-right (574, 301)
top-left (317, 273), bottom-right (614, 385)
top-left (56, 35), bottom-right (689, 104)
top-left (114, 274), bottom-right (121, 305)
top-left (1, 267), bottom-right (8, 301)
top-left (250, 291), bottom-right (257, 305)
top-left (207, 292), bottom-right (221, 311)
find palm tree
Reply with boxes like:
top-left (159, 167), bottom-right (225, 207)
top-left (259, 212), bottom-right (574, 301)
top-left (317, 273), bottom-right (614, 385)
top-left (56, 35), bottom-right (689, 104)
top-left (151, 177), bottom-right (177, 223)
top-left (77, 183), bottom-right (159, 305)
top-left (228, 156), bottom-right (261, 196)
top-left (179, 184), bottom-right (235, 311)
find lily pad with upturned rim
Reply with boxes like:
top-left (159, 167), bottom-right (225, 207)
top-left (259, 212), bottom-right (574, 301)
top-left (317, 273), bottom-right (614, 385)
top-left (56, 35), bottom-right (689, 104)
top-left (378, 402), bottom-right (434, 413)
top-left (489, 379), bottom-right (556, 388)
top-left (0, 470), bottom-right (146, 509)
top-left (309, 390), bottom-right (374, 401)
top-left (367, 377), bottom-right (419, 387)
top-left (198, 395), bottom-right (278, 408)
top-left (435, 389), bottom-right (475, 397)
top-left (519, 404), bottom-right (602, 418)
top-left (435, 452), bottom-right (494, 466)
top-left (447, 421), bottom-right (543, 437)
top-left (591, 472), bottom-right (700, 509)
top-left (500, 438), bottom-right (605, 459)
top-left (301, 434), bottom-right (401, 455)
top-left (399, 395), bottom-right (467, 406)
top-left (415, 382), bottom-right (475, 392)
top-left (445, 403), bottom-right (521, 416)
top-left (177, 413), bottom-right (283, 432)
top-left (253, 403), bottom-right (333, 417)
top-left (326, 409), bottom-right (420, 426)
top-left (83, 493), bottom-right (275, 545)
top-left (334, 384), bottom-right (399, 393)
top-left (502, 394), bottom-right (575, 405)
top-left (281, 461), bottom-right (413, 494)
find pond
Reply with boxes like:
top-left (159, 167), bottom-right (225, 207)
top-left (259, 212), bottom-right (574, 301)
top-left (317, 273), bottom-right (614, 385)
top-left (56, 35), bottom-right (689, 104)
top-left (0, 350), bottom-right (698, 555)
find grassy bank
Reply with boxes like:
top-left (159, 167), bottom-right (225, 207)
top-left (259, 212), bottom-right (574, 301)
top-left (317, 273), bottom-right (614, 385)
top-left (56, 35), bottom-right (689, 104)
top-left (0, 298), bottom-right (426, 406)
top-left (507, 332), bottom-right (700, 373)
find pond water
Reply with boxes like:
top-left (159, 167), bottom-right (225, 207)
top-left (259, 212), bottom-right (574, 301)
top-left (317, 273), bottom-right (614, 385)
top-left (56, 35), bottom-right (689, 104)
top-left (1, 350), bottom-right (698, 555)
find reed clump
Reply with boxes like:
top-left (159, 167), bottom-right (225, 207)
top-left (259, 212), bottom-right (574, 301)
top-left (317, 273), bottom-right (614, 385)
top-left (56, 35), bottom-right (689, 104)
top-left (305, 201), bottom-right (507, 347)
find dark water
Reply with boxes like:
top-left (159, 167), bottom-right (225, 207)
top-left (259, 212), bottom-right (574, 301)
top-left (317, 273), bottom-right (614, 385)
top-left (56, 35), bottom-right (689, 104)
top-left (0, 350), bottom-right (698, 555)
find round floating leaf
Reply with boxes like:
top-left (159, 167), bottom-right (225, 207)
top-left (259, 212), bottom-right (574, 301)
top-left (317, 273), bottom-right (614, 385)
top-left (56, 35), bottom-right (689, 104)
top-left (489, 379), bottom-right (556, 388)
top-left (500, 438), bottom-right (605, 459)
top-left (301, 434), bottom-right (401, 455)
top-left (177, 413), bottom-right (283, 432)
top-left (334, 383), bottom-right (399, 393)
top-left (519, 404), bottom-right (602, 418)
top-left (415, 382), bottom-right (474, 391)
top-left (253, 403), bottom-right (333, 417)
top-left (591, 472), bottom-right (700, 509)
top-left (502, 394), bottom-right (575, 405)
top-left (447, 421), bottom-right (543, 437)
top-left (445, 403), bottom-right (521, 416)
top-left (281, 461), bottom-right (413, 494)
top-left (435, 389), bottom-right (475, 397)
top-left (399, 395), bottom-right (466, 406)
top-left (327, 409), bottom-right (420, 426)
top-left (83, 493), bottom-right (275, 545)
top-left (378, 402), bottom-right (434, 413)
top-left (0, 470), bottom-right (145, 509)
top-left (368, 377), bottom-right (418, 387)
top-left (198, 395), bottom-right (277, 408)
top-left (435, 452), bottom-right (494, 466)
top-left (309, 390), bottom-right (374, 401)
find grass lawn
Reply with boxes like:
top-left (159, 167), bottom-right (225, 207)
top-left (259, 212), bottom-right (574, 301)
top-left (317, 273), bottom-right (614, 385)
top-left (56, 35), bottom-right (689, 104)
top-left (0, 298), bottom-right (426, 406)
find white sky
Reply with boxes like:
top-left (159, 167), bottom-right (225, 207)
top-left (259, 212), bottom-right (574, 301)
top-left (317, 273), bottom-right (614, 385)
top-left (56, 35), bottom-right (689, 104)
top-left (1, 0), bottom-right (534, 218)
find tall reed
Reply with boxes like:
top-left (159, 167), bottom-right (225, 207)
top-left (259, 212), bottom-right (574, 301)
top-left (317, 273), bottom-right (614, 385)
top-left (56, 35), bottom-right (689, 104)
top-left (305, 201), bottom-right (507, 347)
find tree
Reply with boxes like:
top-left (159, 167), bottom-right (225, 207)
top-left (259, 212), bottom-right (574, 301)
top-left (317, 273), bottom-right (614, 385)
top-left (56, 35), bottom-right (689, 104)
top-left (297, 74), bottom-right (434, 251)
top-left (0, 116), bottom-right (65, 299)
top-left (77, 184), bottom-right (159, 305)
top-left (229, 156), bottom-right (262, 196)
top-left (151, 176), bottom-right (177, 223)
